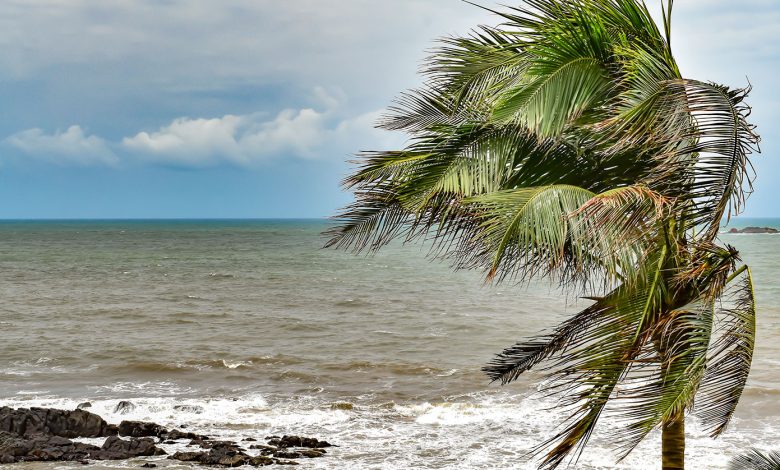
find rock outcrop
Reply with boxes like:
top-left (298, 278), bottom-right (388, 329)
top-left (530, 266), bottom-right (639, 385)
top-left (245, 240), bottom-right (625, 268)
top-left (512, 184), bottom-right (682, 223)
top-left (0, 407), bottom-right (116, 438)
top-left (728, 226), bottom-right (779, 234)
top-left (0, 407), bottom-right (333, 466)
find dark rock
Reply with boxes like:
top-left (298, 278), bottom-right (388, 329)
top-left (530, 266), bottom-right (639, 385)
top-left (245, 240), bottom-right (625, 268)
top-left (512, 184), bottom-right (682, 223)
top-left (117, 421), bottom-right (167, 438)
top-left (163, 440), bottom-right (176, 444)
top-left (249, 456), bottom-right (275, 466)
top-left (97, 436), bottom-right (166, 459)
top-left (164, 429), bottom-right (208, 441)
top-left (213, 452), bottom-right (247, 467)
top-left (189, 439), bottom-right (239, 450)
top-left (248, 444), bottom-right (276, 455)
top-left (170, 451), bottom-right (205, 462)
top-left (728, 226), bottom-right (779, 234)
top-left (76, 403), bottom-right (92, 410)
top-left (242, 437), bottom-right (257, 442)
top-left (298, 449), bottom-right (326, 458)
top-left (141, 463), bottom-right (157, 468)
top-left (0, 407), bottom-right (114, 438)
top-left (172, 447), bottom-right (249, 467)
top-left (0, 407), bottom-right (335, 466)
top-left (330, 402), bottom-right (354, 411)
top-left (113, 402), bottom-right (136, 414)
top-left (169, 444), bottom-right (299, 467)
top-left (267, 435), bottom-right (332, 449)
top-left (0, 430), bottom-right (102, 463)
top-left (172, 405), bottom-right (204, 414)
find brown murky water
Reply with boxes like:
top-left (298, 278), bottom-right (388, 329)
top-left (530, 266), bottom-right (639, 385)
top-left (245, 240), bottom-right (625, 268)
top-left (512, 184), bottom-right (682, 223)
top-left (0, 220), bottom-right (777, 469)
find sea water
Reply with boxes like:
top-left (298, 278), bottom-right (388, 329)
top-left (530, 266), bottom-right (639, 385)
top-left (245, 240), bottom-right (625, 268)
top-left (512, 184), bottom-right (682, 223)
top-left (0, 219), bottom-right (778, 469)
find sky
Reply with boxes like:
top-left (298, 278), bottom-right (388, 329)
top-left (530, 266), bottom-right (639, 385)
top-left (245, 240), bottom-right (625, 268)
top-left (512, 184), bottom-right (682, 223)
top-left (0, 0), bottom-right (776, 219)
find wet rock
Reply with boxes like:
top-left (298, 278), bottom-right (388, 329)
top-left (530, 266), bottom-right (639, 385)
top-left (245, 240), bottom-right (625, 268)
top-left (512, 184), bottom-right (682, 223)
top-left (98, 436), bottom-right (166, 459)
top-left (0, 407), bottom-right (114, 438)
top-left (0, 407), bottom-right (335, 467)
top-left (172, 405), bottom-right (204, 414)
top-left (249, 456), bottom-right (275, 466)
top-left (76, 403), bottom-right (92, 410)
top-left (189, 439), bottom-right (239, 450)
top-left (173, 447), bottom-right (249, 467)
top-left (213, 452), bottom-right (247, 467)
top-left (0, 430), bottom-right (103, 462)
top-left (330, 402), bottom-right (354, 411)
top-left (164, 429), bottom-right (208, 441)
top-left (267, 435), bottom-right (331, 449)
top-left (170, 447), bottom-right (301, 467)
top-left (118, 421), bottom-right (167, 438)
top-left (170, 451), bottom-right (205, 462)
top-left (248, 444), bottom-right (276, 455)
top-left (163, 440), bottom-right (176, 444)
top-left (298, 449), bottom-right (326, 458)
top-left (242, 437), bottom-right (257, 442)
top-left (0, 409), bottom-right (176, 465)
top-left (113, 401), bottom-right (135, 414)
top-left (140, 463), bottom-right (157, 468)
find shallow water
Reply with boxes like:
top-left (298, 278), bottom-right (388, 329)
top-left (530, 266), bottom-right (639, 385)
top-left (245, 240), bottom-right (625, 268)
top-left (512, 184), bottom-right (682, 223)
top-left (0, 219), bottom-right (778, 469)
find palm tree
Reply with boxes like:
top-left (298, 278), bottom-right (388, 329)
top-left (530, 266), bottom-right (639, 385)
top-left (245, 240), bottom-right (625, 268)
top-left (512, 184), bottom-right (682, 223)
top-left (326, 0), bottom-right (760, 468)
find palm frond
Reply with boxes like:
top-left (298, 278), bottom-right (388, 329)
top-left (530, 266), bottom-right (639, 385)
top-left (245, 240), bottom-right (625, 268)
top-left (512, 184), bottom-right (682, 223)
top-left (695, 266), bottom-right (756, 437)
top-left (729, 448), bottom-right (780, 470)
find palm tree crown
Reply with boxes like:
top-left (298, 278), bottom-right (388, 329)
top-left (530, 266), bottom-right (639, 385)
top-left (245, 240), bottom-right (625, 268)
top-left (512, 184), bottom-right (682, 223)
top-left (327, 0), bottom-right (760, 468)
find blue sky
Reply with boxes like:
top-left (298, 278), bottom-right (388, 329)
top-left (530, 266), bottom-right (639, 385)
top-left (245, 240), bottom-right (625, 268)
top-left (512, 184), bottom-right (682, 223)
top-left (0, 0), bottom-right (776, 218)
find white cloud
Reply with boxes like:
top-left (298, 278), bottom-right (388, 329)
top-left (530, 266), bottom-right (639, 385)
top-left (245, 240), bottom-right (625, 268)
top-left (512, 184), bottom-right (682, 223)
top-left (121, 104), bottom-right (402, 167)
top-left (122, 114), bottom-right (246, 166)
top-left (4, 125), bottom-right (118, 166)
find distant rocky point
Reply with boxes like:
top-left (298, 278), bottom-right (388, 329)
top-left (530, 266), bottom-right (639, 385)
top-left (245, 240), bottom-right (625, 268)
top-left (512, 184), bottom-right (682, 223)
top-left (727, 226), bottom-right (779, 234)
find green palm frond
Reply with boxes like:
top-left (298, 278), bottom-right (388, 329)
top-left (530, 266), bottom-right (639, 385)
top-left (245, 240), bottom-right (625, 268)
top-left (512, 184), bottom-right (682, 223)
top-left (729, 448), bottom-right (780, 470)
top-left (695, 266), bottom-right (756, 437)
top-left (613, 299), bottom-right (714, 457)
top-left (611, 78), bottom-right (760, 235)
top-left (462, 184), bottom-right (596, 281)
top-left (531, 249), bottom-right (670, 468)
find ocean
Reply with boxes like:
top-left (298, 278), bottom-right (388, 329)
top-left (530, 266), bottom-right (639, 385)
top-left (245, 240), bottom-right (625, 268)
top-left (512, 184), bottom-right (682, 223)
top-left (0, 219), bottom-right (778, 469)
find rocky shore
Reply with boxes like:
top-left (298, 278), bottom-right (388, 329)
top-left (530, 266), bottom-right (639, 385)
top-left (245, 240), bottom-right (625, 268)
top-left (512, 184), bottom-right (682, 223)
top-left (0, 406), bottom-right (332, 466)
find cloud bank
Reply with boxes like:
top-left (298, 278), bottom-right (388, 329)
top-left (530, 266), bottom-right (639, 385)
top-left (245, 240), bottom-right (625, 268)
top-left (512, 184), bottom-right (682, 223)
top-left (4, 103), bottom-right (400, 168)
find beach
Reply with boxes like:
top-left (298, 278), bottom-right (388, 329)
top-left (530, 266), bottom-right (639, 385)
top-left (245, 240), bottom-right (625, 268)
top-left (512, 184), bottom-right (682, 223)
top-left (1, 219), bottom-right (778, 469)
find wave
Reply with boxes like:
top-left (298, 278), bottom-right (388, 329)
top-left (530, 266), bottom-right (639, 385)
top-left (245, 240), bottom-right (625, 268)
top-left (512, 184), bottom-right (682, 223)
top-left (3, 390), bottom-right (778, 469)
top-left (100, 355), bottom-right (305, 374)
top-left (208, 272), bottom-right (236, 279)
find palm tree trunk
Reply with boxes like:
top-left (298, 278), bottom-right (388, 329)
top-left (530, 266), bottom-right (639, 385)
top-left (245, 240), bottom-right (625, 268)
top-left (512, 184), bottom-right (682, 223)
top-left (661, 411), bottom-right (685, 470)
